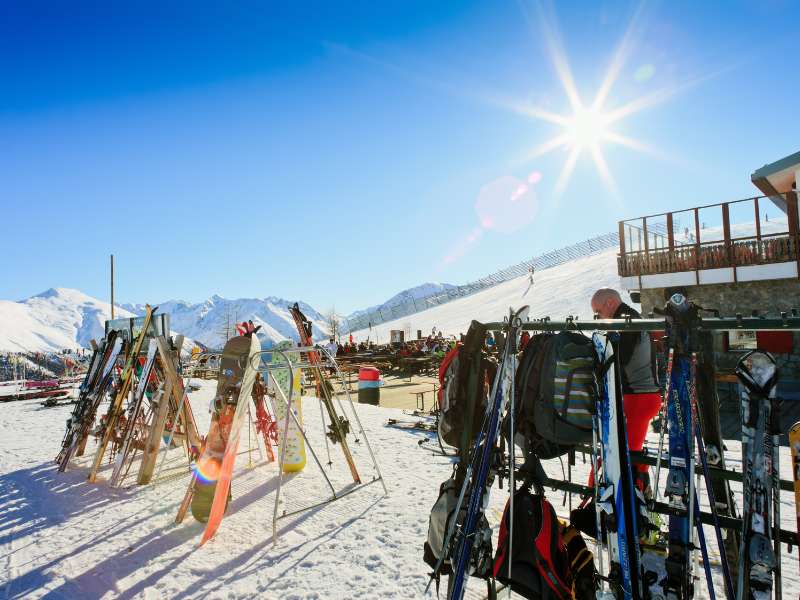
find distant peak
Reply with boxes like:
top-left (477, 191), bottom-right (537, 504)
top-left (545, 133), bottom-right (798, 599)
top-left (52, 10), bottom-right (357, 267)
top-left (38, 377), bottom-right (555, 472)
top-left (29, 287), bottom-right (91, 302)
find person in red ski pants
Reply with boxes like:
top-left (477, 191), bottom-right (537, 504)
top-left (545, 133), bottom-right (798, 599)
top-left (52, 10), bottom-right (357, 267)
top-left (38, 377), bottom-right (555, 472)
top-left (590, 288), bottom-right (662, 492)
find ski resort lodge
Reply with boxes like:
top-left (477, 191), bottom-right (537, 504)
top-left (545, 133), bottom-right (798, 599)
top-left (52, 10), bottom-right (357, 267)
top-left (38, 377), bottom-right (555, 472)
top-left (617, 150), bottom-right (800, 436)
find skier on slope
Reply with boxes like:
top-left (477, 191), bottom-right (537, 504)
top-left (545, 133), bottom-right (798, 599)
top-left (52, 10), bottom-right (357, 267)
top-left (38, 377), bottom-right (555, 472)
top-left (590, 287), bottom-right (661, 492)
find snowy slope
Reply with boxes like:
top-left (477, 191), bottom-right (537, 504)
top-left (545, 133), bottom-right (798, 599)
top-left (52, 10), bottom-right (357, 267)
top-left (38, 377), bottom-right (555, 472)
top-left (349, 247), bottom-right (635, 341)
top-left (121, 296), bottom-right (331, 349)
top-left (0, 288), bottom-right (136, 352)
top-left (1, 381), bottom-right (797, 598)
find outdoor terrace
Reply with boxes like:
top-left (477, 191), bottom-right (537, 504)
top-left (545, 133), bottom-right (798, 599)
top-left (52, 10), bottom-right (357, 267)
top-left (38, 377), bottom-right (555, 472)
top-left (618, 192), bottom-right (799, 289)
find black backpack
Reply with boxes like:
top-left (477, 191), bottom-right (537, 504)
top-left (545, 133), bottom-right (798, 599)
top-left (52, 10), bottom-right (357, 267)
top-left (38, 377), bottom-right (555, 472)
top-left (516, 331), bottom-right (598, 458)
top-left (423, 477), bottom-right (494, 587)
top-left (438, 321), bottom-right (496, 453)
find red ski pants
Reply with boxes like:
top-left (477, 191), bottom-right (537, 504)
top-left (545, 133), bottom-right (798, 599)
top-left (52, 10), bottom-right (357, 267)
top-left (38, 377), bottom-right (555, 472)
top-left (588, 392), bottom-right (663, 487)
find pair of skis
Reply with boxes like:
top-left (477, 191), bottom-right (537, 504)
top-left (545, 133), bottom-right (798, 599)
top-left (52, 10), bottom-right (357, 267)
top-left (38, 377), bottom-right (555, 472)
top-left (441, 305), bottom-right (527, 600)
top-left (88, 305), bottom-right (157, 483)
top-left (592, 332), bottom-right (649, 600)
top-left (658, 293), bottom-right (734, 600)
top-left (288, 303), bottom-right (360, 484)
top-left (57, 332), bottom-right (125, 470)
top-left (735, 350), bottom-right (781, 600)
top-left (108, 338), bottom-right (159, 487)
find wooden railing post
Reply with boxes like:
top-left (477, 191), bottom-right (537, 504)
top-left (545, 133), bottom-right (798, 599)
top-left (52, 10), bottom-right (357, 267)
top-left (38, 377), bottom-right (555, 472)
top-left (694, 207), bottom-right (701, 283)
top-left (722, 202), bottom-right (735, 280)
top-left (787, 191), bottom-right (799, 277)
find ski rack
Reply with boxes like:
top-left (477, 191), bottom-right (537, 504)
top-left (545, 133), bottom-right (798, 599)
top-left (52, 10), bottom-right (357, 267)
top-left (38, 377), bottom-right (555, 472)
top-left (483, 311), bottom-right (800, 332)
top-left (527, 472), bottom-right (799, 547)
top-left (249, 346), bottom-right (387, 546)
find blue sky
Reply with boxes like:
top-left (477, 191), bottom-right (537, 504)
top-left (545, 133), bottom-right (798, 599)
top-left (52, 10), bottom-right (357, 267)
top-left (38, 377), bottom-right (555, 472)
top-left (2, 1), bottom-right (799, 314)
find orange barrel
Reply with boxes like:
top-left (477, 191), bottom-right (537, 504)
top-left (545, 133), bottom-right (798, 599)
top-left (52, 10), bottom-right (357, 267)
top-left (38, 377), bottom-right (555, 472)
top-left (358, 366), bottom-right (381, 405)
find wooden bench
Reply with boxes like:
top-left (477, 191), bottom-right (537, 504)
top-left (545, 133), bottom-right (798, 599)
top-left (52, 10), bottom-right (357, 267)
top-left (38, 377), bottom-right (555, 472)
top-left (408, 384), bottom-right (439, 413)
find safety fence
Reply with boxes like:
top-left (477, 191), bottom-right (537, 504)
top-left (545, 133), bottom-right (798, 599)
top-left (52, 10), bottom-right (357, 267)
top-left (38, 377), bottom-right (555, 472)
top-left (344, 231), bottom-right (621, 333)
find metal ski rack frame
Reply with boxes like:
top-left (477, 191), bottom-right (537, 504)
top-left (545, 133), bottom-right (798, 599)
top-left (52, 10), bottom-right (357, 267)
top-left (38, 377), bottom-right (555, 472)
top-left (484, 310), bottom-right (800, 333)
top-left (249, 346), bottom-right (387, 546)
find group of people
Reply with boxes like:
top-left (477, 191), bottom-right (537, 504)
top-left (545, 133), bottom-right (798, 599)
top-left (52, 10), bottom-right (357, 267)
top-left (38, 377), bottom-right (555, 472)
top-left (396, 338), bottom-right (455, 359)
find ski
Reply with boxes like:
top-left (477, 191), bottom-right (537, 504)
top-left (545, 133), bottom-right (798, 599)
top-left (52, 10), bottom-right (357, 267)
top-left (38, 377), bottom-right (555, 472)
top-left (448, 305), bottom-right (527, 600)
top-left (694, 327), bottom-right (740, 578)
top-left (592, 332), bottom-right (646, 600)
top-left (288, 303), bottom-right (360, 483)
top-left (660, 293), bottom-right (697, 600)
top-left (109, 338), bottom-right (159, 488)
top-left (688, 353), bottom-right (734, 600)
top-left (735, 350), bottom-right (779, 600)
top-left (386, 418), bottom-right (437, 432)
top-left (88, 305), bottom-right (156, 482)
top-left (790, 421), bottom-right (800, 570)
top-left (57, 332), bottom-right (124, 471)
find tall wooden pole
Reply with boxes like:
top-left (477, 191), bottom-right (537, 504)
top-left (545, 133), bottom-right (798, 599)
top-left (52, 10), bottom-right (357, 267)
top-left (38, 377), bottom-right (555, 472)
top-left (110, 254), bottom-right (115, 319)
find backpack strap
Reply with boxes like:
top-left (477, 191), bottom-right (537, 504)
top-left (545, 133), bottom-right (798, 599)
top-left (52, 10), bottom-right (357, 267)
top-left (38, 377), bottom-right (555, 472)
top-left (485, 577), bottom-right (497, 600)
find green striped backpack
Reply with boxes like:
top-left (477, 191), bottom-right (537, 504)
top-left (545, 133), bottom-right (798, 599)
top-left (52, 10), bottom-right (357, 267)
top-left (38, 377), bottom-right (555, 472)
top-left (516, 331), bottom-right (598, 458)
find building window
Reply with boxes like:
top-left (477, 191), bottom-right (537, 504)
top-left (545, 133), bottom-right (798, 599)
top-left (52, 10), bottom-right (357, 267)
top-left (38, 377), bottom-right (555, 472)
top-left (728, 330), bottom-right (757, 351)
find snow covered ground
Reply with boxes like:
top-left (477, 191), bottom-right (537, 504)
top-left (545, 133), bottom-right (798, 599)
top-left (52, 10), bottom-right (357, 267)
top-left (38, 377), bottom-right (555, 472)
top-left (349, 248), bottom-right (635, 343)
top-left (1, 378), bottom-right (798, 599)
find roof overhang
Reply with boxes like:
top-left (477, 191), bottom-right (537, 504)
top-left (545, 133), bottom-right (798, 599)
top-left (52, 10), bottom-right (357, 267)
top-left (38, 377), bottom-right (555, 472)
top-left (751, 151), bottom-right (800, 213)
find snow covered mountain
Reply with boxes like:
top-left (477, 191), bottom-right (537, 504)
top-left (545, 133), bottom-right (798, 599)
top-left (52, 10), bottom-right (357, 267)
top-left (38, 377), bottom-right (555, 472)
top-left (346, 282), bottom-right (457, 320)
top-left (120, 296), bottom-right (330, 349)
top-left (0, 288), bottom-right (137, 352)
top-left (0, 288), bottom-right (330, 353)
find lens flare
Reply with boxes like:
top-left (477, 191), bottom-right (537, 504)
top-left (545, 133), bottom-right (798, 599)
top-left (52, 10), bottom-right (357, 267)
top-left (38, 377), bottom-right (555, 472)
top-left (194, 456), bottom-right (222, 484)
top-left (474, 175), bottom-right (539, 234)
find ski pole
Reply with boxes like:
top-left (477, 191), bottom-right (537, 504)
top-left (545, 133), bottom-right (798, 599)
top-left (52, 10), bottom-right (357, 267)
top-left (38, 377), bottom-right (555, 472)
top-left (653, 348), bottom-right (674, 499)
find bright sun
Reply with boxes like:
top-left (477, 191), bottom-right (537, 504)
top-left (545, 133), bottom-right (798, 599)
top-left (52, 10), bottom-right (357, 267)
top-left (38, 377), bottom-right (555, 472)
top-left (564, 106), bottom-right (610, 150)
top-left (509, 4), bottom-right (671, 202)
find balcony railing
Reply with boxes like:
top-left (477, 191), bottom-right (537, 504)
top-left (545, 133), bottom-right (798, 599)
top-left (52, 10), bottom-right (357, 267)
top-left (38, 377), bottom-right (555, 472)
top-left (618, 192), bottom-right (800, 280)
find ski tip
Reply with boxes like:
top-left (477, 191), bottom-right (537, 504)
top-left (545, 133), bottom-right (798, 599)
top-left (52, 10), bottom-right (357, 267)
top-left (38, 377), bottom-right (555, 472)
top-left (199, 530), bottom-right (214, 546)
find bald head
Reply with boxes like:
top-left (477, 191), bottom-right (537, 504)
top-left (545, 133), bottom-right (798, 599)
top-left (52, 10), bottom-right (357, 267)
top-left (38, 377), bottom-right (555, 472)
top-left (591, 288), bottom-right (623, 318)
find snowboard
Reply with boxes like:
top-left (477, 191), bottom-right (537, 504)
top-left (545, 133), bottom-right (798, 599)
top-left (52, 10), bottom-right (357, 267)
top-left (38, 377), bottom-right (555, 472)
top-left (269, 341), bottom-right (306, 473)
top-left (190, 334), bottom-right (257, 523)
top-left (199, 333), bottom-right (261, 545)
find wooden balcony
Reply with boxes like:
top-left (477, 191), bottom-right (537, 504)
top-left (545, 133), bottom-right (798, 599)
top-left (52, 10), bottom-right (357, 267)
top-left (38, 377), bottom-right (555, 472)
top-left (618, 192), bottom-right (800, 288)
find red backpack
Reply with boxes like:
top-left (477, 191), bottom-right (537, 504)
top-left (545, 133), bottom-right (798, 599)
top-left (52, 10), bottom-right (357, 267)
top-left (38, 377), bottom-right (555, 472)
top-left (437, 344), bottom-right (461, 408)
top-left (492, 490), bottom-right (574, 600)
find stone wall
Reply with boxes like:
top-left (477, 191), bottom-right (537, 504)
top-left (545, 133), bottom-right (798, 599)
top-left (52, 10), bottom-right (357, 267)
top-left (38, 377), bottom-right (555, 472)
top-left (638, 278), bottom-right (800, 317)
top-left (639, 277), bottom-right (800, 440)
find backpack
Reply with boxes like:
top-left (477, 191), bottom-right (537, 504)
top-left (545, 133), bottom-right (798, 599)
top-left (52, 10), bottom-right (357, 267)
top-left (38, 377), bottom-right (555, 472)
top-left (493, 489), bottom-right (595, 600)
top-left (423, 477), bottom-right (494, 583)
top-left (516, 331), bottom-right (598, 458)
top-left (438, 322), bottom-right (496, 452)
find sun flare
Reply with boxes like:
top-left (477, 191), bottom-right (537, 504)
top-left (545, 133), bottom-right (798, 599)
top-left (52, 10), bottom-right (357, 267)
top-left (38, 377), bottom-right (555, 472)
top-left (564, 106), bottom-right (611, 151)
top-left (506, 3), bottom-right (678, 202)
